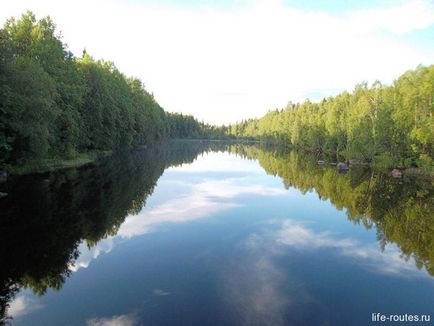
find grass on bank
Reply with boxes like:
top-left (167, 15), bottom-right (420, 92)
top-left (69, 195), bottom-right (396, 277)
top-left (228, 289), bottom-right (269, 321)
top-left (7, 150), bottom-right (113, 175)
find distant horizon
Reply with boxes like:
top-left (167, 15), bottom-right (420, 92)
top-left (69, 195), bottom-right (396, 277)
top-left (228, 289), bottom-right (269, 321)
top-left (1, 0), bottom-right (433, 124)
top-left (167, 64), bottom-right (429, 126)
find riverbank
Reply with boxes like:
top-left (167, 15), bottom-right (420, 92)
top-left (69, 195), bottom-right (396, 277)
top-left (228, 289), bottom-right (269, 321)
top-left (6, 150), bottom-right (113, 175)
top-left (251, 139), bottom-right (434, 178)
top-left (3, 139), bottom-right (225, 176)
top-left (170, 138), bottom-right (260, 144)
top-left (3, 139), bottom-right (432, 180)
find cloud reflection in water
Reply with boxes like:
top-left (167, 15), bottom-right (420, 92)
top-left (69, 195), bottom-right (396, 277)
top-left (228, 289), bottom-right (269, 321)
top-left (222, 218), bottom-right (433, 325)
top-left (8, 295), bottom-right (44, 319)
top-left (69, 238), bottom-right (114, 272)
top-left (117, 177), bottom-right (287, 238)
top-left (72, 157), bottom-right (287, 271)
top-left (86, 313), bottom-right (138, 326)
top-left (244, 219), bottom-right (432, 277)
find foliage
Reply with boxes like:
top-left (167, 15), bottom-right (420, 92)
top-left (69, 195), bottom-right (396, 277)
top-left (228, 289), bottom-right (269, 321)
top-left (0, 12), bottom-right (205, 169)
top-left (225, 68), bottom-right (434, 171)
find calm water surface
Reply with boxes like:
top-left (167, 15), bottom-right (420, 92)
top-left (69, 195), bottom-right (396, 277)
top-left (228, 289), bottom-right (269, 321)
top-left (1, 142), bottom-right (433, 325)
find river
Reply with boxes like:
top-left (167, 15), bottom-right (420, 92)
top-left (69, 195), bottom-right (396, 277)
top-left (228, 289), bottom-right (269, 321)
top-left (1, 141), bottom-right (433, 325)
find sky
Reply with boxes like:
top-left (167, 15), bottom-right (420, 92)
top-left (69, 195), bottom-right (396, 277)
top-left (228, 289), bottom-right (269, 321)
top-left (1, 0), bottom-right (433, 124)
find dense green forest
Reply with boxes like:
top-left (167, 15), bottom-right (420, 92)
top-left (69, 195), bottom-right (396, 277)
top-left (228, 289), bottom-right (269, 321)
top-left (0, 12), bottom-right (208, 170)
top-left (226, 66), bottom-right (434, 171)
top-left (1, 12), bottom-right (433, 173)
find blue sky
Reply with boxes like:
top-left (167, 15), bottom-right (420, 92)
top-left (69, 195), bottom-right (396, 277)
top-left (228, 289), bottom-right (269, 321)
top-left (125, 0), bottom-right (425, 13)
top-left (282, 0), bottom-right (405, 12)
top-left (1, 0), bottom-right (433, 123)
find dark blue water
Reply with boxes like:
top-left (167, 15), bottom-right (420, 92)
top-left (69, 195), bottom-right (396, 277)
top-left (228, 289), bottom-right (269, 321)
top-left (1, 143), bottom-right (433, 325)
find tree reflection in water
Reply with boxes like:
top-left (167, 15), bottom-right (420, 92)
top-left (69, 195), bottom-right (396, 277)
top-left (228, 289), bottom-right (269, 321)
top-left (0, 141), bottom-right (432, 323)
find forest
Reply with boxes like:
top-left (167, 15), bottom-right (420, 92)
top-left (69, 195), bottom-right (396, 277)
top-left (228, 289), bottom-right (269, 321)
top-left (0, 7), bottom-right (432, 326)
top-left (0, 12), bottom-right (207, 170)
top-left (1, 12), bottom-right (433, 173)
top-left (226, 66), bottom-right (434, 171)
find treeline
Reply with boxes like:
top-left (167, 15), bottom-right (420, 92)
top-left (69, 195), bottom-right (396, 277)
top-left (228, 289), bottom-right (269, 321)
top-left (2, 12), bottom-right (432, 172)
top-left (226, 66), bottom-right (434, 170)
top-left (166, 112), bottom-right (220, 139)
top-left (0, 12), bottom-right (205, 169)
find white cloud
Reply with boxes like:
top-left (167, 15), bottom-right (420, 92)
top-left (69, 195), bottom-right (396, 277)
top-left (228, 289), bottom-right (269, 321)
top-left (8, 295), bottom-right (43, 319)
top-left (0, 0), bottom-right (432, 124)
top-left (117, 176), bottom-right (286, 237)
top-left (153, 288), bottom-right (170, 296)
top-left (258, 219), bottom-right (433, 277)
top-left (68, 152), bottom-right (287, 270)
top-left (345, 0), bottom-right (434, 34)
top-left (223, 217), bottom-right (434, 325)
top-left (86, 314), bottom-right (137, 326)
top-left (223, 256), bottom-right (290, 326)
top-left (69, 238), bottom-right (114, 272)
top-left (275, 219), bottom-right (355, 249)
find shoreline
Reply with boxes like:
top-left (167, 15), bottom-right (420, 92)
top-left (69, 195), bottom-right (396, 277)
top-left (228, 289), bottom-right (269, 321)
top-left (3, 139), bottom-right (432, 179)
top-left (6, 150), bottom-right (113, 176)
